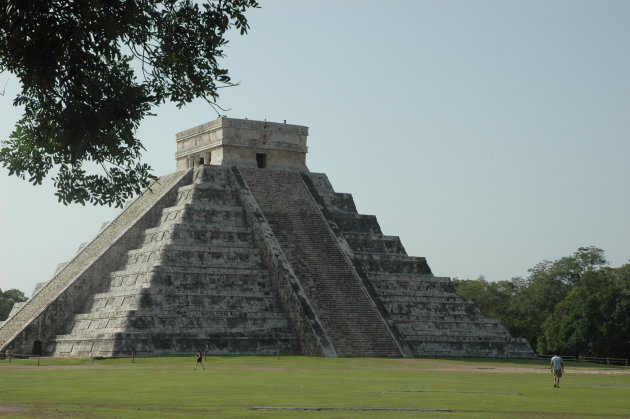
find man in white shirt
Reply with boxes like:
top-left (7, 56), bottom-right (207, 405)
top-left (550, 354), bottom-right (564, 388)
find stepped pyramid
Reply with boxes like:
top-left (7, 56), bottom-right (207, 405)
top-left (0, 117), bottom-right (533, 358)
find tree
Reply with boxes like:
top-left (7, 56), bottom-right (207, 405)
top-left (453, 247), bottom-right (611, 352)
top-left (0, 288), bottom-right (27, 321)
top-left (540, 265), bottom-right (630, 358)
top-left (0, 0), bottom-right (259, 207)
top-left (507, 246), bottom-right (608, 349)
top-left (452, 275), bottom-right (519, 322)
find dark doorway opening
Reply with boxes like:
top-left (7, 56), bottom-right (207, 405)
top-left (256, 153), bottom-right (267, 168)
top-left (198, 157), bottom-right (204, 166)
top-left (32, 340), bottom-right (42, 356)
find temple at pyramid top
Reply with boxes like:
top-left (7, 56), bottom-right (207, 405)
top-left (175, 117), bottom-right (309, 171)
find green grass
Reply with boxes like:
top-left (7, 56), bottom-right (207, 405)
top-left (1, 356), bottom-right (629, 418)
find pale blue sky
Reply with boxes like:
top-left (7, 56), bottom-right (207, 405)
top-left (1, 1), bottom-right (629, 295)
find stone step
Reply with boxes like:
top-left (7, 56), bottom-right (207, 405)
top-left (175, 185), bottom-right (240, 206)
top-left (303, 172), bottom-right (335, 195)
top-left (85, 289), bottom-right (284, 312)
top-left (65, 317), bottom-right (292, 334)
top-left (121, 245), bottom-right (263, 269)
top-left (58, 330), bottom-right (296, 340)
top-left (138, 224), bottom-right (256, 251)
top-left (123, 247), bottom-right (162, 263)
top-left (138, 228), bottom-right (174, 248)
top-left (367, 272), bottom-right (447, 281)
top-left (325, 213), bottom-right (382, 235)
top-left (386, 303), bottom-right (482, 317)
top-left (71, 309), bottom-right (290, 321)
top-left (343, 233), bottom-right (407, 255)
top-left (396, 322), bottom-right (506, 334)
top-left (352, 254), bottom-right (432, 275)
top-left (368, 275), bottom-right (456, 294)
top-left (389, 318), bottom-right (496, 329)
top-left (374, 286), bottom-right (458, 297)
top-left (162, 202), bottom-right (246, 216)
top-left (88, 287), bottom-right (282, 302)
top-left (111, 265), bottom-right (269, 277)
top-left (154, 218), bottom-right (249, 232)
top-left (53, 334), bottom-right (295, 346)
top-left (406, 335), bottom-right (518, 344)
top-left (191, 165), bottom-right (234, 185)
top-left (318, 192), bottom-right (357, 213)
top-left (144, 223), bottom-right (252, 235)
top-left (145, 269), bottom-right (272, 287)
top-left (49, 333), bottom-right (298, 357)
top-left (159, 244), bottom-right (260, 254)
top-left (167, 226), bottom-right (254, 247)
top-left (159, 245), bottom-right (263, 268)
top-left (159, 204), bottom-right (247, 226)
top-left (368, 275), bottom-right (455, 292)
top-left (50, 332), bottom-right (297, 353)
top-left (386, 293), bottom-right (479, 306)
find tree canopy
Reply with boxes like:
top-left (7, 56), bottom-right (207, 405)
top-left (0, 0), bottom-right (259, 207)
top-left (540, 265), bottom-right (630, 358)
top-left (0, 288), bottom-right (27, 321)
top-left (454, 247), bottom-right (630, 358)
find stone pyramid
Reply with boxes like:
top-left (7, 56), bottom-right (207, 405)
top-left (0, 118), bottom-right (533, 358)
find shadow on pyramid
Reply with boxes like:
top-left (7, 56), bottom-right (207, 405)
top-left (0, 118), bottom-right (533, 358)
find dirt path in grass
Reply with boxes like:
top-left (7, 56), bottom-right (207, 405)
top-left (390, 358), bottom-right (630, 375)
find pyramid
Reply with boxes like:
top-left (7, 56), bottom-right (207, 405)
top-left (0, 118), bottom-right (533, 358)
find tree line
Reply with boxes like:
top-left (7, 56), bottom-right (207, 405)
top-left (453, 246), bottom-right (630, 359)
top-left (0, 288), bottom-right (27, 321)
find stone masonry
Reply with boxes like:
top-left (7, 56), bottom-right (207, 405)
top-left (0, 117), bottom-right (533, 358)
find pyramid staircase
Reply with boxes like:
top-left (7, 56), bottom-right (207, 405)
top-left (239, 169), bottom-right (402, 357)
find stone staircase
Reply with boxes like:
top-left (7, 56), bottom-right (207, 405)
top-left (48, 166), bottom-right (297, 357)
top-left (304, 172), bottom-right (534, 358)
top-left (240, 169), bottom-right (401, 357)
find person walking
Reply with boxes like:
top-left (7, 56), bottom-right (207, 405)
top-left (194, 350), bottom-right (206, 370)
top-left (550, 354), bottom-right (564, 388)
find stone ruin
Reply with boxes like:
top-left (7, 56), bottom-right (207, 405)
top-left (0, 117), bottom-right (533, 358)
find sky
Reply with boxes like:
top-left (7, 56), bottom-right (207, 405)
top-left (1, 0), bottom-right (629, 296)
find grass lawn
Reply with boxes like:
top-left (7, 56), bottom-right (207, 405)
top-left (1, 356), bottom-right (629, 418)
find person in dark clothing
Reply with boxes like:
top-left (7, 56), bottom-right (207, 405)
top-left (194, 350), bottom-right (205, 370)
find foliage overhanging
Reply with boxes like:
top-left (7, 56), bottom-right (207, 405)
top-left (0, 0), bottom-right (259, 207)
